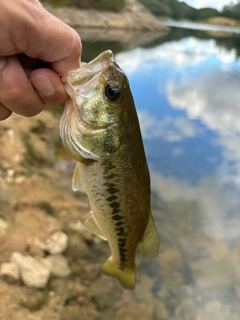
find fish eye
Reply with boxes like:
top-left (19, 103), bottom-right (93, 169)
top-left (105, 83), bottom-right (121, 101)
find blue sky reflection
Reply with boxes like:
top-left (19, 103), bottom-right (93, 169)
top-left (116, 36), bottom-right (240, 241)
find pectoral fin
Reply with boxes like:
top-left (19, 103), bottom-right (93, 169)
top-left (139, 213), bottom-right (159, 260)
top-left (83, 213), bottom-right (107, 240)
top-left (72, 162), bottom-right (82, 191)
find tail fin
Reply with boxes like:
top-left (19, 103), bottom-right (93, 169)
top-left (100, 257), bottom-right (136, 290)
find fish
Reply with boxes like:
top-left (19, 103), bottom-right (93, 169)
top-left (60, 50), bottom-right (159, 290)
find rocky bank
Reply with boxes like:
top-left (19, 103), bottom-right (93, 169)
top-left (45, 0), bottom-right (168, 32)
top-left (1, 110), bottom-right (240, 320)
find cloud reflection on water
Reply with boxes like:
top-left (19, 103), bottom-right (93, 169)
top-left (116, 37), bottom-right (237, 73)
top-left (116, 36), bottom-right (240, 242)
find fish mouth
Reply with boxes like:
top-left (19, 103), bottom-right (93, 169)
top-left (63, 50), bottom-right (115, 87)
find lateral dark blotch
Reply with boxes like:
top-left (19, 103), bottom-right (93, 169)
top-left (103, 181), bottom-right (116, 189)
top-left (119, 247), bottom-right (128, 253)
top-left (111, 207), bottom-right (121, 215)
top-left (102, 159), bottom-right (116, 173)
top-left (107, 195), bottom-right (118, 202)
top-left (118, 237), bottom-right (126, 247)
top-left (115, 221), bottom-right (124, 226)
top-left (110, 201), bottom-right (120, 209)
top-left (112, 214), bottom-right (124, 221)
top-left (107, 187), bottom-right (119, 194)
top-left (116, 226), bottom-right (127, 237)
top-left (119, 251), bottom-right (127, 263)
top-left (105, 173), bottom-right (117, 179)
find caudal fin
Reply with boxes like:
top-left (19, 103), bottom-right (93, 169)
top-left (100, 257), bottom-right (136, 290)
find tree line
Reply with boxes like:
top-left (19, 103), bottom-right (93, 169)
top-left (41, 0), bottom-right (125, 11)
top-left (41, 0), bottom-right (240, 21)
top-left (138, 0), bottom-right (240, 21)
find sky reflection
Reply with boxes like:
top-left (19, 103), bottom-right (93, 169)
top-left (115, 36), bottom-right (240, 241)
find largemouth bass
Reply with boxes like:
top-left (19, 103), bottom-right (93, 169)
top-left (60, 50), bottom-right (159, 289)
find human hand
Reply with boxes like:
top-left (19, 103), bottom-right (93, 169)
top-left (0, 0), bottom-right (81, 121)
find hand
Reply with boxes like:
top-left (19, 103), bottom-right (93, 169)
top-left (0, 0), bottom-right (81, 121)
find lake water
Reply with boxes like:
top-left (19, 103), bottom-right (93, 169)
top-left (80, 25), bottom-right (240, 319)
top-left (162, 20), bottom-right (240, 34)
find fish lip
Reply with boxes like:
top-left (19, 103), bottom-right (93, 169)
top-left (63, 50), bottom-right (115, 87)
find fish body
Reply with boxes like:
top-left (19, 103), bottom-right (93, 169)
top-left (60, 50), bottom-right (159, 289)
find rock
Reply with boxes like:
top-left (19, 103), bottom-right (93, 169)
top-left (88, 275), bottom-right (122, 309)
top-left (0, 218), bottom-right (8, 236)
top-left (160, 247), bottom-right (184, 270)
top-left (45, 231), bottom-right (68, 254)
top-left (26, 237), bottom-right (46, 257)
top-left (189, 257), bottom-right (233, 292)
top-left (174, 298), bottom-right (196, 320)
top-left (201, 300), bottom-right (239, 320)
top-left (153, 298), bottom-right (169, 320)
top-left (11, 252), bottom-right (50, 288)
top-left (19, 287), bottom-right (47, 311)
top-left (42, 254), bottom-right (71, 278)
top-left (65, 233), bottom-right (89, 259)
top-left (0, 262), bottom-right (20, 283)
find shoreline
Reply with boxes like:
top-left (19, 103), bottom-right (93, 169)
top-left (46, 5), bottom-right (169, 32)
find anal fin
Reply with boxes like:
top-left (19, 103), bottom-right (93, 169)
top-left (139, 213), bottom-right (159, 260)
top-left (83, 213), bottom-right (107, 241)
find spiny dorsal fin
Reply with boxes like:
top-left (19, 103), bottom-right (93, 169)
top-left (83, 213), bottom-right (107, 241)
top-left (139, 213), bottom-right (159, 260)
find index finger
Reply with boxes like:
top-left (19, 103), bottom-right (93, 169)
top-left (31, 14), bottom-right (82, 75)
top-left (3, 1), bottom-right (82, 74)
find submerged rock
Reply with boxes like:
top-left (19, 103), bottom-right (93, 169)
top-left (0, 218), bottom-right (8, 236)
top-left (0, 262), bottom-right (20, 283)
top-left (42, 254), bottom-right (71, 278)
top-left (45, 230), bottom-right (68, 254)
top-left (11, 252), bottom-right (50, 288)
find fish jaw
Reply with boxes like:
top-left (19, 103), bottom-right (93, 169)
top-left (62, 50), bottom-right (115, 97)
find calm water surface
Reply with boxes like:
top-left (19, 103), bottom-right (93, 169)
top-left (80, 27), bottom-right (240, 319)
top-left (162, 20), bottom-right (240, 34)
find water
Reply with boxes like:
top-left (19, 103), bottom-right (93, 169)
top-left (1, 25), bottom-right (239, 319)
top-left (162, 20), bottom-right (240, 34)
top-left (81, 26), bottom-right (240, 319)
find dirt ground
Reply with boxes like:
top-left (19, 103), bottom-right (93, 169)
top-left (0, 111), bottom-right (156, 320)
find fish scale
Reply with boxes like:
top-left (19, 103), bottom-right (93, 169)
top-left (60, 50), bottom-right (159, 289)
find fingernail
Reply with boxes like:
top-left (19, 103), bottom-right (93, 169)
top-left (31, 76), bottom-right (55, 96)
top-left (0, 57), bottom-right (6, 69)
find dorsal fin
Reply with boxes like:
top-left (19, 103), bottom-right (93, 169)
top-left (139, 213), bottom-right (159, 260)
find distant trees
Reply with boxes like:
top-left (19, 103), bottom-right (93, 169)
top-left (222, 1), bottom-right (240, 19)
top-left (138, 0), bottom-right (221, 20)
top-left (41, 0), bottom-right (125, 11)
top-left (41, 0), bottom-right (240, 20)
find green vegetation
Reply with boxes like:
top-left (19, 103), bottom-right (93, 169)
top-left (41, 0), bottom-right (125, 11)
top-left (222, 2), bottom-right (240, 20)
top-left (41, 0), bottom-right (240, 21)
top-left (138, 0), bottom-right (220, 20)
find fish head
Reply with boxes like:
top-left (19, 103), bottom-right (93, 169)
top-left (60, 50), bottom-right (133, 161)
top-left (63, 50), bottom-right (130, 129)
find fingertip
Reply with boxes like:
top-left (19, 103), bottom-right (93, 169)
top-left (51, 29), bottom-right (82, 75)
top-left (0, 104), bottom-right (12, 121)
